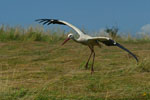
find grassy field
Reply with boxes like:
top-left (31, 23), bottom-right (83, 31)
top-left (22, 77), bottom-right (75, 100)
top-left (0, 26), bottom-right (150, 100)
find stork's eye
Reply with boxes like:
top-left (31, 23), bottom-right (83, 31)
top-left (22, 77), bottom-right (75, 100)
top-left (68, 34), bottom-right (73, 38)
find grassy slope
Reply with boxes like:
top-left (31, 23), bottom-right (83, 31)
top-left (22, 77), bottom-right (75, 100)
top-left (0, 40), bottom-right (150, 100)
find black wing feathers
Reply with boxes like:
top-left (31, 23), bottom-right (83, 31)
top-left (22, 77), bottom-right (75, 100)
top-left (115, 42), bottom-right (138, 62)
top-left (101, 39), bottom-right (116, 46)
top-left (35, 19), bottom-right (66, 25)
top-left (101, 39), bottom-right (138, 62)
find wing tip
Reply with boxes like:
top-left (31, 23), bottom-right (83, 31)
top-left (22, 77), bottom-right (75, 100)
top-left (135, 56), bottom-right (139, 63)
top-left (35, 18), bottom-right (64, 25)
top-left (35, 19), bottom-right (40, 22)
top-left (131, 54), bottom-right (139, 63)
top-left (35, 18), bottom-right (59, 21)
top-left (115, 42), bottom-right (139, 63)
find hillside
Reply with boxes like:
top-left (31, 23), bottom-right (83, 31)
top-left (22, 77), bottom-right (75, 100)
top-left (0, 40), bottom-right (150, 100)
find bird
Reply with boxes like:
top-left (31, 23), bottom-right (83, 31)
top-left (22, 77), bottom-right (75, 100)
top-left (35, 19), bottom-right (138, 74)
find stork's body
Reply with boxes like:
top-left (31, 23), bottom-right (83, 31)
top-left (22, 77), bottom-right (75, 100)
top-left (75, 35), bottom-right (100, 46)
top-left (36, 19), bottom-right (138, 74)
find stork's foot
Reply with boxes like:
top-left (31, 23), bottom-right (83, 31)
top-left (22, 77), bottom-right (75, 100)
top-left (91, 66), bottom-right (94, 74)
top-left (91, 70), bottom-right (94, 74)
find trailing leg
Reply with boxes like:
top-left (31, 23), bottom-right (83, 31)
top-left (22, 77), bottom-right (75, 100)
top-left (91, 50), bottom-right (95, 74)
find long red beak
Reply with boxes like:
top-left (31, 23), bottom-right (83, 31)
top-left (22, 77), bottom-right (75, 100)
top-left (62, 38), bottom-right (70, 45)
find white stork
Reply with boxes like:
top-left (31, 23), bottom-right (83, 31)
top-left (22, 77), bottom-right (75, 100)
top-left (36, 19), bottom-right (138, 74)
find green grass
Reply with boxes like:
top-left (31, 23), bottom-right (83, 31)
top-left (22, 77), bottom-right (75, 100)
top-left (0, 25), bottom-right (150, 100)
top-left (0, 41), bottom-right (150, 100)
top-left (0, 25), bottom-right (66, 43)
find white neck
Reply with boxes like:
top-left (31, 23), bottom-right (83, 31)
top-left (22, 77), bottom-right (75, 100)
top-left (71, 37), bottom-right (79, 43)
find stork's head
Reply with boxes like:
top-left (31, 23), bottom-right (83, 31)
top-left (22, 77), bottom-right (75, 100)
top-left (62, 33), bottom-right (74, 45)
top-left (68, 33), bottom-right (74, 39)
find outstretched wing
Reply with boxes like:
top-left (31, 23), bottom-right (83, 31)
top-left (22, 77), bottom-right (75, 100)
top-left (115, 42), bottom-right (138, 62)
top-left (35, 19), bottom-right (85, 36)
top-left (89, 37), bottom-right (138, 62)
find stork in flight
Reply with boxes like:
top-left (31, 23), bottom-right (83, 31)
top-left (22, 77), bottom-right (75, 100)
top-left (36, 19), bottom-right (138, 73)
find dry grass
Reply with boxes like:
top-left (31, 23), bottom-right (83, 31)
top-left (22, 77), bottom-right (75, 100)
top-left (0, 25), bottom-right (150, 99)
top-left (0, 40), bottom-right (150, 100)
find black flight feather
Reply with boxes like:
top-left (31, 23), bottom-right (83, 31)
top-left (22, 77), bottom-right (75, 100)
top-left (101, 39), bottom-right (138, 62)
top-left (35, 19), bottom-right (66, 25)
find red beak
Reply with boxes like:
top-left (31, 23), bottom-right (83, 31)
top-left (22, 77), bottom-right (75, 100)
top-left (62, 38), bottom-right (70, 45)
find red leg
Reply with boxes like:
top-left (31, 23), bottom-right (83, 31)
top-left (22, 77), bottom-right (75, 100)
top-left (85, 51), bottom-right (93, 69)
top-left (91, 51), bottom-right (95, 74)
